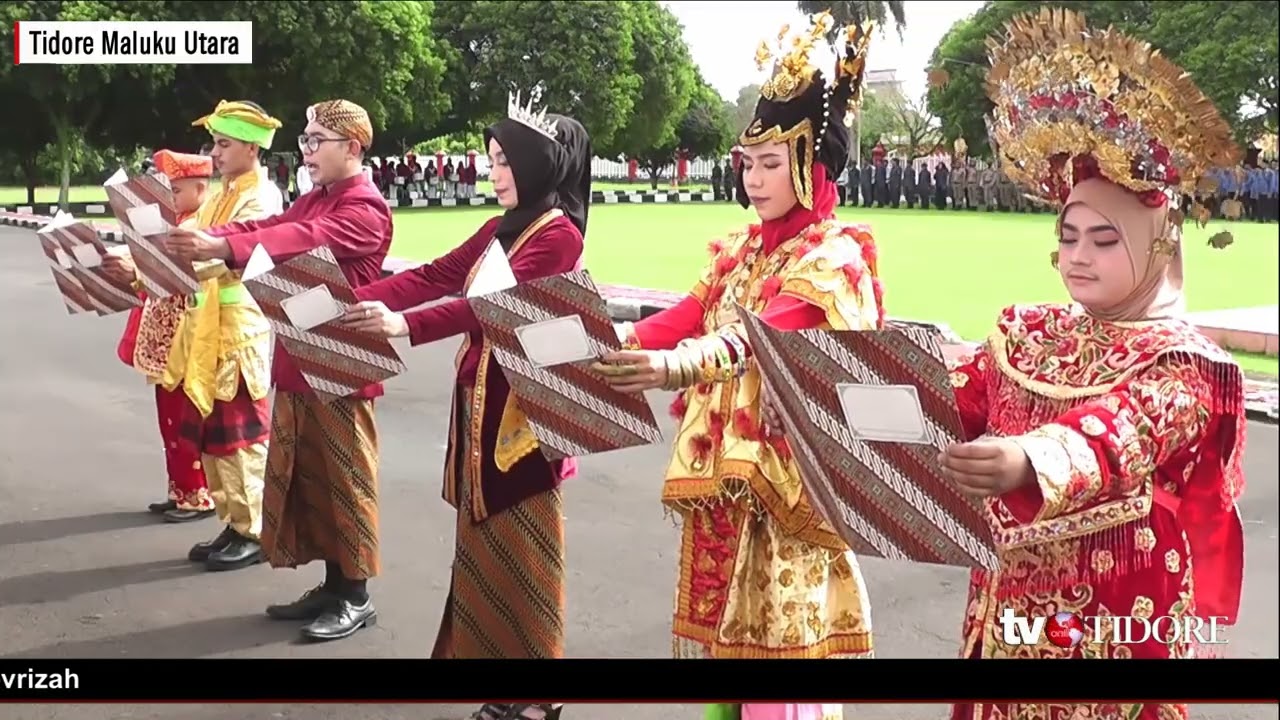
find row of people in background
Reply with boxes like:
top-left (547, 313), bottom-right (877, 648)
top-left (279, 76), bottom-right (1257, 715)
top-left (371, 155), bottom-right (479, 203)
top-left (837, 158), bottom-right (1041, 212)
top-left (262, 154), bottom-right (482, 205)
top-left (1205, 162), bottom-right (1279, 222)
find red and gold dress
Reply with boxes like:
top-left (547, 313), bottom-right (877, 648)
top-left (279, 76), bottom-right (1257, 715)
top-left (623, 176), bottom-right (884, 660)
top-left (948, 304), bottom-right (1246, 720)
top-left (116, 207), bottom-right (213, 513)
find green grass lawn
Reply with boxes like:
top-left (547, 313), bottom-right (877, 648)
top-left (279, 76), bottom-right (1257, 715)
top-left (0, 180), bottom-right (713, 205)
top-left (388, 203), bottom-right (1280, 376)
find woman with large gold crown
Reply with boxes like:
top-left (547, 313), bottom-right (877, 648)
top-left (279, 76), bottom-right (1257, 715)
top-left (594, 12), bottom-right (878, 720)
top-left (939, 8), bottom-right (1247, 720)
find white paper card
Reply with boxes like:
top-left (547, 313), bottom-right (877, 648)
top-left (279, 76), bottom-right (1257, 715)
top-left (413, 172), bottom-right (424, 181)
top-left (514, 315), bottom-right (595, 368)
top-left (71, 243), bottom-right (103, 268)
top-left (104, 168), bottom-right (129, 186)
top-left (241, 244), bottom-right (277, 281)
top-left (53, 248), bottom-right (73, 269)
top-left (836, 384), bottom-right (930, 444)
top-left (38, 210), bottom-right (78, 232)
top-left (125, 204), bottom-right (168, 237)
top-left (281, 285), bottom-right (344, 331)
top-left (465, 240), bottom-right (518, 298)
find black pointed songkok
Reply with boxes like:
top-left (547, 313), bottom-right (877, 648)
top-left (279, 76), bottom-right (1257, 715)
top-left (737, 12), bottom-right (874, 210)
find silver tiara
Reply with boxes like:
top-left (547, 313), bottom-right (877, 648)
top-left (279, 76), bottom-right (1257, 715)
top-left (508, 91), bottom-right (559, 140)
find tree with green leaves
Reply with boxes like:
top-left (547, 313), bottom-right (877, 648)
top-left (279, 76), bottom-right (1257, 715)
top-left (796, 0), bottom-right (907, 40)
top-left (594, 1), bottom-right (697, 163)
top-left (424, 0), bottom-right (646, 153)
top-left (925, 1), bottom-right (1278, 157)
top-left (728, 84), bottom-right (762, 136)
top-left (149, 0), bottom-right (451, 157)
top-left (852, 91), bottom-right (898, 163)
top-left (633, 79), bottom-right (734, 189)
top-left (0, 1), bottom-right (179, 208)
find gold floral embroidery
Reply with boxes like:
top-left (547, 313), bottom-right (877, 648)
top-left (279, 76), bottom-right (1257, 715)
top-left (1078, 414), bottom-right (1107, 437)
top-left (1135, 527), bottom-right (1157, 553)
top-left (950, 370), bottom-right (969, 388)
top-left (988, 303), bottom-right (1235, 398)
top-left (1131, 596), bottom-right (1154, 620)
top-left (1165, 549), bottom-right (1181, 573)
top-left (1090, 549), bottom-right (1115, 574)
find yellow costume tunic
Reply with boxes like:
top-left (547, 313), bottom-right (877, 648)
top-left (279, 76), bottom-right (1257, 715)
top-left (161, 168), bottom-right (275, 540)
top-left (629, 219), bottom-right (882, 659)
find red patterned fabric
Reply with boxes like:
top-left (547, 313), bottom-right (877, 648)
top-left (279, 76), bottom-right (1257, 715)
top-left (945, 303), bottom-right (1244, 695)
top-left (117, 292), bottom-right (146, 367)
top-left (155, 385), bottom-right (213, 511)
top-left (177, 383), bottom-right (272, 457)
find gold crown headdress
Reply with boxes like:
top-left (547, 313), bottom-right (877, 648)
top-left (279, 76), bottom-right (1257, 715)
top-left (507, 91), bottom-right (559, 141)
top-left (984, 7), bottom-right (1239, 205)
top-left (738, 12), bottom-right (873, 209)
top-left (752, 13), bottom-right (873, 130)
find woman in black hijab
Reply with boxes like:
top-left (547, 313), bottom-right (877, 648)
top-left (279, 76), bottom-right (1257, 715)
top-left (342, 98), bottom-right (589, 717)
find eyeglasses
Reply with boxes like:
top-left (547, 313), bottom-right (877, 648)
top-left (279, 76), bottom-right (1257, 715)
top-left (297, 134), bottom-right (351, 153)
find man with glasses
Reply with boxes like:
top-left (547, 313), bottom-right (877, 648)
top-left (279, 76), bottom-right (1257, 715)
top-left (164, 99), bottom-right (393, 643)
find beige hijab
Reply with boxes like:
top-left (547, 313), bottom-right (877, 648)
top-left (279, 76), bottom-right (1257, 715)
top-left (1058, 178), bottom-right (1185, 322)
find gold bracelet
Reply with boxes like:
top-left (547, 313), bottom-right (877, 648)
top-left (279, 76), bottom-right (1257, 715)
top-left (699, 339), bottom-right (719, 384)
top-left (680, 346), bottom-right (700, 389)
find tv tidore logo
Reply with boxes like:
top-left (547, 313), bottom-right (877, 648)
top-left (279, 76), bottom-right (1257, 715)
top-left (998, 608), bottom-right (1229, 648)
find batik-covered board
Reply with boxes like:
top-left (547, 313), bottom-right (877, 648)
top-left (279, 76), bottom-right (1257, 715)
top-left (737, 305), bottom-right (998, 570)
top-left (469, 269), bottom-right (663, 461)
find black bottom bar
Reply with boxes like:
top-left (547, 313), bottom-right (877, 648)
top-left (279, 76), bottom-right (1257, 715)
top-left (0, 659), bottom-right (1276, 702)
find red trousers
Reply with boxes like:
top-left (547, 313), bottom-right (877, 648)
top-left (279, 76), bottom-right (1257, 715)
top-left (155, 384), bottom-right (214, 511)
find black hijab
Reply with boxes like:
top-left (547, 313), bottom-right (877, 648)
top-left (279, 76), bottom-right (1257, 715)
top-left (484, 115), bottom-right (592, 249)
top-left (548, 113), bottom-right (592, 238)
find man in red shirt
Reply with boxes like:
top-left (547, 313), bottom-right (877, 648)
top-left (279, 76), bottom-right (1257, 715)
top-left (165, 99), bottom-right (392, 643)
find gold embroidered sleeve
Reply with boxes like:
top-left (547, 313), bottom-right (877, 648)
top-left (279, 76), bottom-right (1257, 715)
top-left (1005, 361), bottom-right (1213, 526)
top-left (778, 233), bottom-right (879, 331)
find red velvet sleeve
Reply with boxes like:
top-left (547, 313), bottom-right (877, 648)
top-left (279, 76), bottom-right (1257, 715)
top-left (632, 296), bottom-right (705, 350)
top-left (355, 217), bottom-right (499, 311)
top-left (402, 223), bottom-right (584, 347)
top-left (758, 294), bottom-right (827, 330)
top-left (633, 294), bottom-right (826, 355)
top-left (223, 196), bottom-right (390, 268)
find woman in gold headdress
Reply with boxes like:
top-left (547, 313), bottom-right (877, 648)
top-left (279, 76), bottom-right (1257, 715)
top-left (593, 13), bottom-right (879, 720)
top-left (939, 9), bottom-right (1247, 720)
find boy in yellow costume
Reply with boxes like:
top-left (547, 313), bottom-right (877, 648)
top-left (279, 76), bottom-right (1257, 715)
top-left (162, 100), bottom-right (284, 571)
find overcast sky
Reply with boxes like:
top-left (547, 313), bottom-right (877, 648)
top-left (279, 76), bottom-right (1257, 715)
top-left (662, 0), bottom-right (985, 102)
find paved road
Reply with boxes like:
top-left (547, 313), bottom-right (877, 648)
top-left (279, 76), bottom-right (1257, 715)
top-left (0, 226), bottom-right (1274, 720)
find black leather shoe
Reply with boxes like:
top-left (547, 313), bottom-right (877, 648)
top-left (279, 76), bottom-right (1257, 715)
top-left (299, 597), bottom-right (376, 642)
top-left (266, 585), bottom-right (337, 621)
top-left (162, 508), bottom-right (215, 523)
top-left (148, 500), bottom-right (177, 514)
top-left (205, 534), bottom-right (262, 571)
top-left (188, 526), bottom-right (236, 562)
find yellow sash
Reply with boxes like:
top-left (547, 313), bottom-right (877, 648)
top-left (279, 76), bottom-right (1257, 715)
top-left (161, 171), bottom-right (266, 417)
